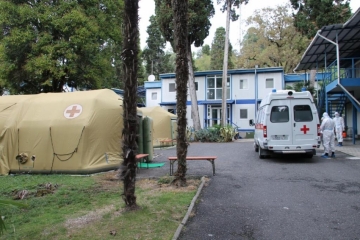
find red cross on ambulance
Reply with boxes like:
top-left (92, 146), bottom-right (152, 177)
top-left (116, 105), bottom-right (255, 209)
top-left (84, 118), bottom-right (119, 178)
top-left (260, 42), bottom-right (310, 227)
top-left (64, 104), bottom-right (83, 119)
top-left (300, 125), bottom-right (309, 134)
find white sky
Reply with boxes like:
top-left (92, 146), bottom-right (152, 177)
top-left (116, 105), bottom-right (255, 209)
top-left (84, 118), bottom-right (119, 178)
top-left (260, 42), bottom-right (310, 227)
top-left (139, 0), bottom-right (360, 52)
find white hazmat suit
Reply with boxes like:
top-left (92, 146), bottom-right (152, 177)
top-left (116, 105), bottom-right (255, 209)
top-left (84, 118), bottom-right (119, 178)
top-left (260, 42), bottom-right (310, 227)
top-left (320, 112), bottom-right (335, 158)
top-left (334, 112), bottom-right (345, 146)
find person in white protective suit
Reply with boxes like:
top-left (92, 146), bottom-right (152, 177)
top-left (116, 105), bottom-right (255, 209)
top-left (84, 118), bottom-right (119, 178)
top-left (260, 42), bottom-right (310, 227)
top-left (320, 112), bottom-right (336, 158)
top-left (334, 112), bottom-right (345, 146)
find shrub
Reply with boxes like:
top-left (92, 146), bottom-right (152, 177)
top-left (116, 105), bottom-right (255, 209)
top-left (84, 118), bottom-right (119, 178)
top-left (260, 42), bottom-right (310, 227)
top-left (220, 125), bottom-right (237, 142)
top-left (194, 127), bottom-right (221, 142)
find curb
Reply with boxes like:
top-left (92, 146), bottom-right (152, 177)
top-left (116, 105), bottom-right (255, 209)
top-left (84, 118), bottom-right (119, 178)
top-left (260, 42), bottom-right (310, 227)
top-left (172, 176), bottom-right (207, 240)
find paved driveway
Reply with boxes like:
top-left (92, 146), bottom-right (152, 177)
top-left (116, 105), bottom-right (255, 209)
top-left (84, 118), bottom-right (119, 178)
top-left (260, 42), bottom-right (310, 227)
top-left (138, 141), bottom-right (360, 240)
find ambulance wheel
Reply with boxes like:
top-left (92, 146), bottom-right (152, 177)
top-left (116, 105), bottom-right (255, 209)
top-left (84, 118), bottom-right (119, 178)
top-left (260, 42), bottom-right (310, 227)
top-left (258, 147), bottom-right (265, 159)
top-left (254, 143), bottom-right (259, 152)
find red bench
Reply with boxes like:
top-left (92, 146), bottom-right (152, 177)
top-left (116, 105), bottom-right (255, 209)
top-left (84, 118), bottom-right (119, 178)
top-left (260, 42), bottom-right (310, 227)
top-left (136, 154), bottom-right (149, 171)
top-left (168, 156), bottom-right (217, 176)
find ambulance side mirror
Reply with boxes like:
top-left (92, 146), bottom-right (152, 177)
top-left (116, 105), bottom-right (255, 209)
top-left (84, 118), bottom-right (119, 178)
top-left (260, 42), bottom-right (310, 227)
top-left (249, 119), bottom-right (254, 126)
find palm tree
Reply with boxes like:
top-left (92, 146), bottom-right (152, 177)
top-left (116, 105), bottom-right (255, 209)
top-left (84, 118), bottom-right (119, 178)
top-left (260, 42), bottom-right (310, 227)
top-left (172, 0), bottom-right (189, 186)
top-left (120, 0), bottom-right (140, 208)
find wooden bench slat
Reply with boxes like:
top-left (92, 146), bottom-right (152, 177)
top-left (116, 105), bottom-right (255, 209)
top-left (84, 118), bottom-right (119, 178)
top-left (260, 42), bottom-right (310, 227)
top-left (167, 156), bottom-right (217, 176)
top-left (135, 154), bottom-right (149, 171)
top-left (136, 154), bottom-right (149, 159)
top-left (168, 156), bottom-right (216, 160)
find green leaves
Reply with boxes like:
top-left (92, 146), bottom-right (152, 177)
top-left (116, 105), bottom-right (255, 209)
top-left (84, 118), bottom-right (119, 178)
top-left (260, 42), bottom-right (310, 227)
top-left (210, 27), bottom-right (234, 70)
top-left (290, 0), bottom-right (351, 39)
top-left (154, 0), bottom-right (215, 48)
top-left (0, 0), bottom-right (124, 94)
top-left (237, 4), bottom-right (309, 73)
top-left (0, 199), bottom-right (28, 236)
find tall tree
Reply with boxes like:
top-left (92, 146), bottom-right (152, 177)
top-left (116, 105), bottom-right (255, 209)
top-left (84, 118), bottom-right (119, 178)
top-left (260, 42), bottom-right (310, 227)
top-left (290, 0), bottom-right (351, 40)
top-left (290, 0), bottom-right (351, 88)
top-left (217, 0), bottom-right (248, 126)
top-left (154, 0), bottom-right (215, 131)
top-left (0, 0), bottom-right (124, 94)
top-left (142, 15), bottom-right (174, 80)
top-left (172, 0), bottom-right (189, 186)
top-left (237, 4), bottom-right (310, 73)
top-left (120, 0), bottom-right (139, 209)
top-left (210, 27), bottom-right (234, 70)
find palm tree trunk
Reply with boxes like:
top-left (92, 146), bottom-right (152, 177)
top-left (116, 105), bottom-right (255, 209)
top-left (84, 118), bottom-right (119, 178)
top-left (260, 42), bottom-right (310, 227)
top-left (120, 0), bottom-right (139, 209)
top-left (172, 0), bottom-right (189, 186)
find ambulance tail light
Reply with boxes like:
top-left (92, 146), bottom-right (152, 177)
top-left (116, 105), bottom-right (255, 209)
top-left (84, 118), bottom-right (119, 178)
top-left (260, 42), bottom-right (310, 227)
top-left (317, 124), bottom-right (320, 136)
top-left (263, 125), bottom-right (267, 138)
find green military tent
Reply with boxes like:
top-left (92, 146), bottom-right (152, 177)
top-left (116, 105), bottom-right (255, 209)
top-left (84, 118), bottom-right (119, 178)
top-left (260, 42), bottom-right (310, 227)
top-left (0, 89), bottom-right (123, 175)
top-left (138, 106), bottom-right (177, 147)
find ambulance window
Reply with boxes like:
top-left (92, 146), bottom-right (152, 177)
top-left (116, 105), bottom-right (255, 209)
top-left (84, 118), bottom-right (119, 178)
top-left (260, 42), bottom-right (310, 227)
top-left (270, 106), bottom-right (289, 123)
top-left (294, 105), bottom-right (313, 122)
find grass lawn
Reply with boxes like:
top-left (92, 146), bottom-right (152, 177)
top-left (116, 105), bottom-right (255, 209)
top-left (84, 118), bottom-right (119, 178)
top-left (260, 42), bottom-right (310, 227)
top-left (0, 172), bottom-right (202, 240)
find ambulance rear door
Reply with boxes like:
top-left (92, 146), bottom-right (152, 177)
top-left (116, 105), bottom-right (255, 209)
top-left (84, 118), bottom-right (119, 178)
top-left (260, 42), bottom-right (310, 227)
top-left (291, 100), bottom-right (318, 146)
top-left (267, 99), bottom-right (293, 146)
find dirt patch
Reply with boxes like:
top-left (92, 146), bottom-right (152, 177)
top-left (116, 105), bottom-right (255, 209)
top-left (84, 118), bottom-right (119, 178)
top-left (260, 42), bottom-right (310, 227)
top-left (12, 182), bottom-right (59, 200)
top-left (93, 171), bottom-right (203, 192)
top-left (64, 204), bottom-right (118, 233)
top-left (62, 172), bottom-right (204, 234)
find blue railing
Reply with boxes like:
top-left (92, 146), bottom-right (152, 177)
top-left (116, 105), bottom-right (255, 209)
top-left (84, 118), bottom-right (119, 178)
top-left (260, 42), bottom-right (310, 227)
top-left (317, 57), bottom-right (360, 116)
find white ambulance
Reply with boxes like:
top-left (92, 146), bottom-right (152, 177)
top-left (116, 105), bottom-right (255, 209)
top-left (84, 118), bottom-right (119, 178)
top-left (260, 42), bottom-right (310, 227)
top-left (251, 89), bottom-right (320, 159)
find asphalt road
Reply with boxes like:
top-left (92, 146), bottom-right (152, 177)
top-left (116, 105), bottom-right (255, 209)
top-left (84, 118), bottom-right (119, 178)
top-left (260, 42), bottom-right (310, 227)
top-left (141, 141), bottom-right (360, 240)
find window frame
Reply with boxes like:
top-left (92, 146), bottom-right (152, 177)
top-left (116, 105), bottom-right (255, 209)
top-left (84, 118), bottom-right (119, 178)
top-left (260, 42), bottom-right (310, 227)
top-left (240, 109), bottom-right (248, 119)
top-left (265, 78), bottom-right (274, 89)
top-left (169, 83), bottom-right (176, 92)
top-left (239, 79), bottom-right (248, 89)
top-left (151, 92), bottom-right (157, 100)
top-left (206, 75), bottom-right (230, 100)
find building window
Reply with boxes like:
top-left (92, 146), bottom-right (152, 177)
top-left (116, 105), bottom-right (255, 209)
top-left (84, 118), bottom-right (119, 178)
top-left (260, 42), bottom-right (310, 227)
top-left (240, 79), bottom-right (248, 89)
top-left (206, 75), bottom-right (230, 100)
top-left (168, 109), bottom-right (175, 114)
top-left (188, 81), bottom-right (199, 91)
top-left (151, 92), bottom-right (157, 100)
top-left (169, 83), bottom-right (176, 92)
top-left (266, 78), bottom-right (274, 88)
top-left (240, 109), bottom-right (248, 119)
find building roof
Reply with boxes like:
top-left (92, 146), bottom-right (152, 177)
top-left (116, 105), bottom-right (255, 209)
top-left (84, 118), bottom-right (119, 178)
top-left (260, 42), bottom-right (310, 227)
top-left (111, 86), bottom-right (146, 98)
top-left (159, 67), bottom-right (284, 79)
top-left (294, 8), bottom-right (360, 71)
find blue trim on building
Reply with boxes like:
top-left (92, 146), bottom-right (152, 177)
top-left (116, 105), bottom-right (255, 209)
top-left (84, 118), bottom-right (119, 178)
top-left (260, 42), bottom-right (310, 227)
top-left (238, 129), bottom-right (255, 132)
top-left (144, 81), bottom-right (162, 89)
top-left (198, 100), bottom-right (235, 105)
top-left (341, 78), bottom-right (360, 87)
top-left (159, 67), bottom-right (284, 79)
top-left (160, 100), bottom-right (237, 106)
top-left (284, 73), bottom-right (328, 82)
top-left (160, 102), bottom-right (176, 106)
top-left (235, 99), bottom-right (257, 104)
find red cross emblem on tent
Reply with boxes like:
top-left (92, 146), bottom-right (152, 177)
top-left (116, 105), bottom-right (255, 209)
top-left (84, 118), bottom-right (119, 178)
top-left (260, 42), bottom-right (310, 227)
top-left (64, 104), bottom-right (82, 119)
top-left (300, 125), bottom-right (309, 134)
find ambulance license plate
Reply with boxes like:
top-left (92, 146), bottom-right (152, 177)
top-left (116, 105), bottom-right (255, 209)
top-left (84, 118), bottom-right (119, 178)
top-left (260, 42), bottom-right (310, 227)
top-left (272, 135), bottom-right (287, 140)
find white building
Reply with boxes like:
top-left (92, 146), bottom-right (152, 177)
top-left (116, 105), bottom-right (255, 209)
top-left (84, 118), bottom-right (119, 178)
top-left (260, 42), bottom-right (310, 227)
top-left (144, 67), bottom-right (284, 133)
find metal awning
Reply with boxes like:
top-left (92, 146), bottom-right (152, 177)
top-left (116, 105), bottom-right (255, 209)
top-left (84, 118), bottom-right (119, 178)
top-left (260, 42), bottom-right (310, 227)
top-left (294, 8), bottom-right (360, 71)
